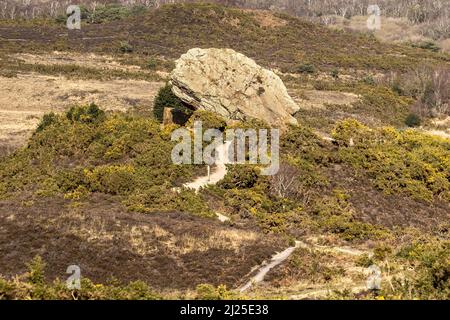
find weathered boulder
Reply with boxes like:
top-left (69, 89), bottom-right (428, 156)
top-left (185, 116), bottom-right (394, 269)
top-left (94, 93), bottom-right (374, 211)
top-left (170, 48), bottom-right (299, 127)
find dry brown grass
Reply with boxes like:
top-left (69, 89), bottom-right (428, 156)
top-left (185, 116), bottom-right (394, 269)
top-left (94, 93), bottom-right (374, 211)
top-left (0, 194), bottom-right (285, 289)
top-left (128, 225), bottom-right (259, 256)
top-left (330, 15), bottom-right (450, 53)
top-left (0, 70), bottom-right (164, 148)
top-left (12, 52), bottom-right (147, 73)
top-left (290, 89), bottom-right (360, 111)
top-left (246, 9), bottom-right (288, 28)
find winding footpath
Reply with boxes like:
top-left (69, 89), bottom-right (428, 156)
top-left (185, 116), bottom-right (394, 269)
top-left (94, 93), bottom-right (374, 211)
top-left (239, 240), bottom-right (370, 293)
top-left (180, 139), bottom-right (372, 297)
top-left (182, 141), bottom-right (232, 222)
top-left (183, 141), bottom-right (232, 191)
top-left (239, 241), bottom-right (302, 292)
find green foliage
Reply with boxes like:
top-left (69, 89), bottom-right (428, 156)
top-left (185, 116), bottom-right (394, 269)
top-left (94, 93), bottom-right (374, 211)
top-left (412, 41), bottom-right (441, 52)
top-left (330, 68), bottom-right (339, 79)
top-left (186, 110), bottom-right (227, 130)
top-left (195, 284), bottom-right (235, 300)
top-left (219, 165), bottom-right (260, 189)
top-left (84, 164), bottom-right (136, 195)
top-left (332, 118), bottom-right (372, 147)
top-left (333, 119), bottom-right (450, 201)
top-left (297, 63), bottom-right (316, 74)
top-left (362, 75), bottom-right (375, 85)
top-left (66, 103), bottom-right (105, 123)
top-left (227, 117), bottom-right (271, 131)
top-left (146, 58), bottom-right (158, 70)
top-left (36, 112), bottom-right (58, 132)
top-left (284, 247), bottom-right (345, 283)
top-left (281, 125), bottom-right (330, 163)
top-left (153, 83), bottom-right (192, 123)
top-left (0, 105), bottom-right (206, 216)
top-left (356, 254), bottom-right (374, 268)
top-left (0, 257), bottom-right (160, 300)
top-left (27, 255), bottom-right (46, 286)
top-left (119, 41), bottom-right (134, 53)
top-left (386, 239), bottom-right (450, 299)
top-left (311, 190), bottom-right (390, 242)
top-left (125, 186), bottom-right (214, 218)
top-left (353, 85), bottom-right (413, 126)
top-left (405, 113), bottom-right (422, 127)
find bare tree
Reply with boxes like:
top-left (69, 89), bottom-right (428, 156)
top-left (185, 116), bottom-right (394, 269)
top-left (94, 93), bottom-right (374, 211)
top-left (431, 67), bottom-right (450, 115)
top-left (9, 4), bottom-right (15, 19)
top-left (269, 162), bottom-right (315, 205)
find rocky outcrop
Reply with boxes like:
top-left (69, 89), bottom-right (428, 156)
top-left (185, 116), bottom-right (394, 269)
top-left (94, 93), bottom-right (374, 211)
top-left (170, 48), bottom-right (299, 127)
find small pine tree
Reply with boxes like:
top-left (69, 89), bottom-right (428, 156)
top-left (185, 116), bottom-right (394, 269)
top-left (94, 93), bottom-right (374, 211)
top-left (27, 255), bottom-right (46, 286)
top-left (153, 84), bottom-right (192, 123)
top-left (405, 113), bottom-right (421, 127)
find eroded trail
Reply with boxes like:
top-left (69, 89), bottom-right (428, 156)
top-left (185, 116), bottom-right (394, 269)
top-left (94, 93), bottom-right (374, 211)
top-left (239, 241), bottom-right (302, 292)
top-left (239, 239), bottom-right (371, 294)
top-left (181, 141), bottom-right (232, 222)
top-left (183, 141), bottom-right (232, 191)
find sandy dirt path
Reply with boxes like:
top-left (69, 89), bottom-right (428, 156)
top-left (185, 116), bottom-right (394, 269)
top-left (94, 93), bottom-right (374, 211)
top-left (181, 141), bottom-right (232, 222)
top-left (183, 141), bottom-right (232, 191)
top-left (239, 241), bottom-right (302, 292)
top-left (239, 239), bottom-right (371, 293)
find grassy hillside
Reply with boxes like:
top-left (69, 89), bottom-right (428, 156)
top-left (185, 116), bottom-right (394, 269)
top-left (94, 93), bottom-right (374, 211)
top-left (0, 104), bottom-right (448, 299)
top-left (0, 3), bottom-right (449, 300)
top-left (1, 3), bottom-right (448, 131)
top-left (1, 3), bottom-right (448, 73)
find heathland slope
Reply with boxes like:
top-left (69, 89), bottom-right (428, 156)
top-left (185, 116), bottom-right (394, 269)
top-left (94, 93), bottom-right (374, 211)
top-left (0, 3), bottom-right (449, 300)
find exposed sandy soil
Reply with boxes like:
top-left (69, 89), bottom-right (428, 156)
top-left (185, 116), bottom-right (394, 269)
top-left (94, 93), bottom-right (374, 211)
top-left (330, 15), bottom-right (450, 53)
top-left (245, 9), bottom-right (288, 28)
top-left (426, 116), bottom-right (450, 138)
top-left (12, 52), bottom-right (144, 73)
top-left (245, 242), bottom-right (369, 299)
top-left (290, 89), bottom-right (360, 111)
top-left (239, 241), bottom-right (301, 292)
top-left (0, 73), bottom-right (164, 149)
top-left (183, 141), bottom-right (232, 192)
top-left (0, 193), bottom-right (285, 290)
top-left (423, 129), bottom-right (450, 139)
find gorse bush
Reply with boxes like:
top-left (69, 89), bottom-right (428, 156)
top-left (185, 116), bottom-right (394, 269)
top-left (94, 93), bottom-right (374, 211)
top-left (311, 190), bottom-right (390, 242)
top-left (186, 110), bottom-right (227, 130)
top-left (384, 239), bottom-right (450, 299)
top-left (66, 103), bottom-right (105, 123)
top-left (219, 165), bottom-right (260, 189)
top-left (333, 119), bottom-right (450, 201)
top-left (27, 255), bottom-right (46, 286)
top-left (0, 256), bottom-right (160, 300)
top-left (195, 284), bottom-right (236, 300)
top-left (36, 112), bottom-right (58, 132)
top-left (0, 104), bottom-right (207, 216)
top-left (84, 164), bottom-right (136, 195)
top-left (1, 102), bottom-right (449, 248)
top-left (125, 186), bottom-right (214, 218)
top-left (297, 63), bottom-right (316, 74)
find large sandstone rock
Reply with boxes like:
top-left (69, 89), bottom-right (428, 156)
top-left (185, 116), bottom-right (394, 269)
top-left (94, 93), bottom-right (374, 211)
top-left (170, 48), bottom-right (299, 127)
